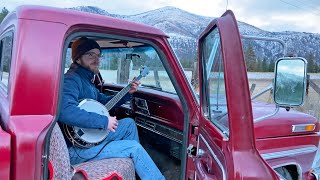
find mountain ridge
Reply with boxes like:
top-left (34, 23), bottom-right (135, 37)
top-left (69, 6), bottom-right (320, 65)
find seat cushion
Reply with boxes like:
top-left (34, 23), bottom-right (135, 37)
top-left (49, 124), bottom-right (136, 180)
top-left (49, 124), bottom-right (73, 179)
top-left (74, 158), bottom-right (135, 180)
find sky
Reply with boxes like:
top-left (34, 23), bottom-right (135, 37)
top-left (2, 0), bottom-right (320, 34)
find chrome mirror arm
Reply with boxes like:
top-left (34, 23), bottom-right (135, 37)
top-left (252, 84), bottom-right (279, 122)
top-left (254, 104), bottom-right (280, 123)
top-left (251, 84), bottom-right (273, 100)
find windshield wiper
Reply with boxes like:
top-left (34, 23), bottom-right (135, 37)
top-left (141, 84), bottom-right (162, 91)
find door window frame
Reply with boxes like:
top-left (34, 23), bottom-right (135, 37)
top-left (200, 27), bottom-right (230, 136)
top-left (0, 31), bottom-right (14, 94)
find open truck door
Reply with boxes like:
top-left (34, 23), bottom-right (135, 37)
top-left (189, 10), bottom-right (280, 180)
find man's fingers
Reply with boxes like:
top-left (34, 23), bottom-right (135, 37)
top-left (128, 79), bottom-right (140, 94)
top-left (108, 117), bottom-right (118, 132)
top-left (135, 81), bottom-right (141, 85)
top-left (111, 123), bottom-right (117, 131)
top-left (113, 122), bottom-right (118, 128)
top-left (131, 80), bottom-right (141, 86)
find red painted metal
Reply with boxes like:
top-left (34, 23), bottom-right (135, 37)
top-left (253, 102), bottom-right (319, 138)
top-left (7, 18), bottom-right (66, 180)
top-left (0, 127), bottom-right (11, 180)
top-left (15, 5), bottom-right (167, 38)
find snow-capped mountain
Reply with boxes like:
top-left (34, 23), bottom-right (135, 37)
top-left (69, 6), bottom-right (320, 64)
top-left (71, 6), bottom-right (111, 16)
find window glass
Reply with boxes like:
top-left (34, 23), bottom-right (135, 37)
top-left (201, 28), bottom-right (229, 134)
top-left (0, 32), bottom-right (13, 90)
top-left (65, 38), bottom-right (176, 94)
top-left (170, 42), bottom-right (199, 102)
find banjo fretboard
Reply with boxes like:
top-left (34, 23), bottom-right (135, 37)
top-left (104, 74), bottom-right (143, 111)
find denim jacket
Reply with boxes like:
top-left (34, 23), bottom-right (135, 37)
top-left (59, 63), bottom-right (130, 129)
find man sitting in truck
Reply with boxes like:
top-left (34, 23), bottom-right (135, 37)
top-left (59, 37), bottom-right (165, 180)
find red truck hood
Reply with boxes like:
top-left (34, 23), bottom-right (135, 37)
top-left (252, 101), bottom-right (319, 139)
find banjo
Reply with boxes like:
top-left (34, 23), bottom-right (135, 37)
top-left (62, 66), bottom-right (149, 148)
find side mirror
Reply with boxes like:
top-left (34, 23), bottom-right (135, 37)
top-left (273, 57), bottom-right (307, 106)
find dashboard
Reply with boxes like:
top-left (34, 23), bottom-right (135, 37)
top-left (103, 84), bottom-right (184, 144)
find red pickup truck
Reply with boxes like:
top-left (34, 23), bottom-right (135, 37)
top-left (0, 5), bottom-right (319, 180)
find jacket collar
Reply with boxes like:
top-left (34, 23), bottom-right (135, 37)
top-left (69, 63), bottom-right (95, 82)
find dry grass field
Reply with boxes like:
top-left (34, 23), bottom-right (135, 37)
top-left (248, 72), bottom-right (320, 120)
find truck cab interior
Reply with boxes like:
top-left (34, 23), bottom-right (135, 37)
top-left (52, 35), bottom-right (188, 179)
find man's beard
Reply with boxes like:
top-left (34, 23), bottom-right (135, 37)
top-left (88, 64), bottom-right (99, 74)
top-left (92, 67), bottom-right (99, 74)
top-left (81, 62), bottom-right (99, 74)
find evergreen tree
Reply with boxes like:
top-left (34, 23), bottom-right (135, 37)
top-left (180, 58), bottom-right (194, 69)
top-left (244, 43), bottom-right (257, 71)
top-left (0, 7), bottom-right (9, 23)
top-left (256, 59), bottom-right (262, 72)
top-left (306, 52), bottom-right (317, 73)
top-left (261, 57), bottom-right (268, 72)
top-left (109, 54), bottom-right (119, 70)
top-left (268, 59), bottom-right (275, 72)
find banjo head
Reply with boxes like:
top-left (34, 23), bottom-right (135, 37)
top-left (78, 99), bottom-right (109, 116)
top-left (71, 99), bottom-right (111, 146)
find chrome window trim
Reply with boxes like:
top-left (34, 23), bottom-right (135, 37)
top-left (261, 145), bottom-right (317, 160)
top-left (0, 30), bottom-right (14, 95)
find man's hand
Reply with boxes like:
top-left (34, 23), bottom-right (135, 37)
top-left (107, 116), bottom-right (118, 132)
top-left (129, 77), bottom-right (141, 94)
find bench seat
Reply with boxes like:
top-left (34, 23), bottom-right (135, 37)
top-left (49, 124), bottom-right (135, 180)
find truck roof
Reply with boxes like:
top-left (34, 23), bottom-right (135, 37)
top-left (9, 5), bottom-right (169, 38)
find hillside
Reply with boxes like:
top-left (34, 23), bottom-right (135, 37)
top-left (70, 6), bottom-right (320, 66)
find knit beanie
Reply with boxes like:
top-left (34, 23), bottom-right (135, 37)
top-left (71, 37), bottom-right (101, 62)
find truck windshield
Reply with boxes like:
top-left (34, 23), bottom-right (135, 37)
top-left (65, 44), bottom-right (177, 94)
top-left (101, 46), bottom-right (176, 94)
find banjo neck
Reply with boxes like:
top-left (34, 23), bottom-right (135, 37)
top-left (104, 74), bottom-right (143, 111)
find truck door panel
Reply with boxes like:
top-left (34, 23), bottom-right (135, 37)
top-left (195, 133), bottom-right (226, 180)
top-left (194, 24), bottom-right (228, 180)
top-left (191, 10), bottom-right (279, 179)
